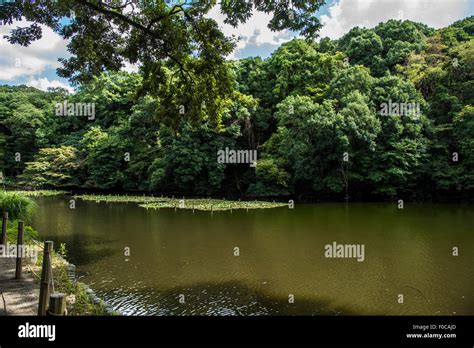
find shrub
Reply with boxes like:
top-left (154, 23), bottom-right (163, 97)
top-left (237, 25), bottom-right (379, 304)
top-left (0, 191), bottom-right (37, 221)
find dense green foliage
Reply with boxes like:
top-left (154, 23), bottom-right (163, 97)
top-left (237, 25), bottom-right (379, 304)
top-left (0, 17), bottom-right (472, 201)
top-left (0, 0), bottom-right (324, 128)
top-left (0, 191), bottom-right (36, 220)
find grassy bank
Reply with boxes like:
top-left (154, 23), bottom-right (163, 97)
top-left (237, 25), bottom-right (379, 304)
top-left (46, 252), bottom-right (110, 316)
top-left (11, 190), bottom-right (69, 197)
top-left (75, 194), bottom-right (288, 211)
top-left (6, 224), bottom-right (110, 315)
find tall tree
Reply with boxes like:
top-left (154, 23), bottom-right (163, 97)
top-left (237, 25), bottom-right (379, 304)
top-left (1, 0), bottom-right (326, 127)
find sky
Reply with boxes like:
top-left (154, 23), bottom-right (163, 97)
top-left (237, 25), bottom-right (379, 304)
top-left (0, 0), bottom-right (472, 92)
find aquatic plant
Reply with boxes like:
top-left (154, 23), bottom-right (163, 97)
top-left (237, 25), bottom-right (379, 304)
top-left (12, 190), bottom-right (69, 197)
top-left (139, 198), bottom-right (287, 211)
top-left (76, 194), bottom-right (287, 211)
top-left (75, 194), bottom-right (165, 204)
top-left (0, 191), bottom-right (37, 221)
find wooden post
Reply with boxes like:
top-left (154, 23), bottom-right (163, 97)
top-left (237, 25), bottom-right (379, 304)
top-left (38, 241), bottom-right (53, 316)
top-left (15, 221), bottom-right (24, 280)
top-left (1, 212), bottom-right (8, 245)
top-left (48, 293), bottom-right (66, 316)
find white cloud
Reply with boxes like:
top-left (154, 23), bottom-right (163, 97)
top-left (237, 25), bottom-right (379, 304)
top-left (26, 77), bottom-right (74, 93)
top-left (1, 1), bottom-right (470, 79)
top-left (206, 5), bottom-right (293, 59)
top-left (122, 61), bottom-right (140, 73)
top-left (0, 21), bottom-right (69, 81)
top-left (206, 0), bottom-right (471, 58)
top-left (319, 0), bottom-right (470, 39)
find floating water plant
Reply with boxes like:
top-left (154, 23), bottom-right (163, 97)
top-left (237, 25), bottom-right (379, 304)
top-left (75, 194), bottom-right (287, 211)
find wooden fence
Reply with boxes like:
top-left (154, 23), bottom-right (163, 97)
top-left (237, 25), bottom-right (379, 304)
top-left (1, 212), bottom-right (66, 316)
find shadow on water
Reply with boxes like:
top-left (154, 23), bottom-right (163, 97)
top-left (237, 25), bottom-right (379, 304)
top-left (97, 280), bottom-right (353, 316)
top-left (37, 232), bottom-right (119, 266)
top-left (31, 196), bottom-right (474, 315)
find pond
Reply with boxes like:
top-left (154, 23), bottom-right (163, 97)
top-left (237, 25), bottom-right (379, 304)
top-left (31, 196), bottom-right (473, 315)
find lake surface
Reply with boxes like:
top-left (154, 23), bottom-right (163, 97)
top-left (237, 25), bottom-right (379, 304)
top-left (31, 196), bottom-right (473, 315)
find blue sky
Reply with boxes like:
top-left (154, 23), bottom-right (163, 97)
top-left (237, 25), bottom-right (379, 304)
top-left (0, 0), bottom-right (472, 92)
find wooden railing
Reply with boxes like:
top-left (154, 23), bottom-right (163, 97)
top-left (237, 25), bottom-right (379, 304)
top-left (1, 211), bottom-right (66, 316)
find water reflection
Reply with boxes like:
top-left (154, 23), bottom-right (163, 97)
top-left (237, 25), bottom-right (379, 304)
top-left (31, 197), bottom-right (474, 315)
top-left (97, 280), bottom-right (351, 316)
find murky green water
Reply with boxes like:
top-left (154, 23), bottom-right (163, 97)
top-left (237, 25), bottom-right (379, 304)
top-left (31, 196), bottom-right (473, 315)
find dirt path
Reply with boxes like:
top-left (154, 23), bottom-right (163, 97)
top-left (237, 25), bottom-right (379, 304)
top-left (0, 256), bottom-right (39, 315)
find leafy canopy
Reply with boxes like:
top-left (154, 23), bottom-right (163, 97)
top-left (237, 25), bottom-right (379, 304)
top-left (1, 0), bottom-right (326, 127)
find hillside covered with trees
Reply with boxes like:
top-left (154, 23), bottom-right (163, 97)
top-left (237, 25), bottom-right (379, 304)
top-left (1, 16), bottom-right (473, 201)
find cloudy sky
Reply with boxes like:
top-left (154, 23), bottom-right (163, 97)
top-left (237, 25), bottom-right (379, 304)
top-left (0, 0), bottom-right (472, 92)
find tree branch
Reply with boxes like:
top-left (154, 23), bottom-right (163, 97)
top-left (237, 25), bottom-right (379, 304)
top-left (146, 4), bottom-right (183, 30)
top-left (75, 0), bottom-right (195, 86)
top-left (76, 0), bottom-right (155, 36)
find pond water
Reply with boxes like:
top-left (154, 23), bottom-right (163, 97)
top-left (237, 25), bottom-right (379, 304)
top-left (31, 196), bottom-right (473, 315)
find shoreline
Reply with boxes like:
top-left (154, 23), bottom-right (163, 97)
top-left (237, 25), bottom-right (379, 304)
top-left (7, 188), bottom-right (473, 204)
top-left (3, 224), bottom-right (114, 316)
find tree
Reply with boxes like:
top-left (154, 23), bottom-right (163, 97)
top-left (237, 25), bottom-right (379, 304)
top-left (0, 85), bottom-right (62, 176)
top-left (148, 124), bottom-right (230, 195)
top-left (80, 126), bottom-right (127, 189)
top-left (368, 75), bottom-right (430, 197)
top-left (453, 105), bottom-right (474, 191)
top-left (19, 146), bottom-right (83, 188)
top-left (1, 16), bottom-right (472, 201)
top-left (337, 20), bottom-right (431, 75)
top-left (1, 0), bottom-right (325, 127)
top-left (266, 39), bottom-right (344, 105)
top-left (248, 158), bottom-right (290, 196)
top-left (396, 20), bottom-right (473, 197)
top-left (342, 28), bottom-right (384, 74)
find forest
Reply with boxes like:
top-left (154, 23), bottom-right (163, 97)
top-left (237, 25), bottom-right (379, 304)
top-left (1, 16), bottom-right (473, 201)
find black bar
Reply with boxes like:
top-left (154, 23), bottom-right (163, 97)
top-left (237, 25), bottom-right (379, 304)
top-left (0, 316), bottom-right (472, 346)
